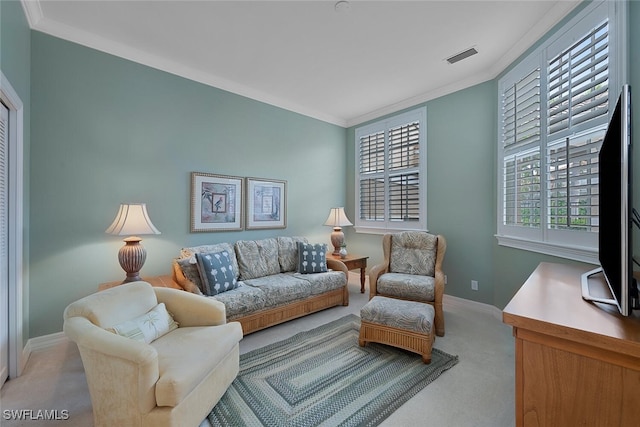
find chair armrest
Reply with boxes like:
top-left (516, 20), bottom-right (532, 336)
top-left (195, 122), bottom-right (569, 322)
top-left (63, 316), bottom-right (159, 415)
top-left (154, 287), bottom-right (227, 327)
top-left (327, 258), bottom-right (348, 276)
top-left (433, 235), bottom-right (447, 305)
top-left (368, 263), bottom-right (388, 298)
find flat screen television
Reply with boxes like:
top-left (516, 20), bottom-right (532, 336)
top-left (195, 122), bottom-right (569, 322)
top-left (581, 84), bottom-right (635, 316)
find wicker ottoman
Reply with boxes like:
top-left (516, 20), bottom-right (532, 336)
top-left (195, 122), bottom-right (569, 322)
top-left (359, 296), bottom-right (435, 363)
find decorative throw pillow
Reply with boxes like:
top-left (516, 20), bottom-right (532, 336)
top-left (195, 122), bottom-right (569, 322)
top-left (297, 242), bottom-right (328, 274)
top-left (196, 250), bottom-right (239, 296)
top-left (107, 303), bottom-right (178, 344)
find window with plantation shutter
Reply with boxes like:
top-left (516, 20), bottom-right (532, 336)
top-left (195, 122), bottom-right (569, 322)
top-left (547, 21), bottom-right (609, 137)
top-left (497, 0), bottom-right (625, 263)
top-left (355, 107), bottom-right (426, 233)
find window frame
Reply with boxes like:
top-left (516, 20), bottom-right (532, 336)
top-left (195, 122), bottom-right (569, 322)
top-left (496, 0), bottom-right (627, 264)
top-left (354, 107), bottom-right (427, 234)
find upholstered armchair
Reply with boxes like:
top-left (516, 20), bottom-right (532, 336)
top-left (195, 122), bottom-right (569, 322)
top-left (368, 231), bottom-right (447, 336)
top-left (63, 281), bottom-right (243, 427)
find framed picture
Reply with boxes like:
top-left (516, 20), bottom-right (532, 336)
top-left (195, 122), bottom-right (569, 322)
top-left (246, 177), bottom-right (287, 229)
top-left (191, 172), bottom-right (243, 232)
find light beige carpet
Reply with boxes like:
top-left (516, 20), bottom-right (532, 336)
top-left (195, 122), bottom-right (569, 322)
top-left (1, 274), bottom-right (515, 426)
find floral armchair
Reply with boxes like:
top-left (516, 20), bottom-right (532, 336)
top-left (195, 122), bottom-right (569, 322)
top-left (368, 231), bottom-right (447, 336)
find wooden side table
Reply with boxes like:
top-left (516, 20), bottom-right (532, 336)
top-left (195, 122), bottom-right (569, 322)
top-left (98, 275), bottom-right (179, 291)
top-left (330, 254), bottom-right (368, 293)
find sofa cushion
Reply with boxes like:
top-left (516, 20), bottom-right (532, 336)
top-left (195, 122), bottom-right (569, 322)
top-left (235, 238), bottom-right (280, 280)
top-left (297, 242), bottom-right (328, 274)
top-left (209, 282), bottom-right (267, 320)
top-left (376, 272), bottom-right (435, 302)
top-left (295, 270), bottom-right (346, 295)
top-left (390, 232), bottom-right (437, 276)
top-left (195, 251), bottom-right (238, 296)
top-left (360, 296), bottom-right (434, 335)
top-left (243, 273), bottom-right (312, 306)
top-left (107, 303), bottom-right (178, 344)
top-left (277, 236), bottom-right (308, 272)
top-left (152, 322), bottom-right (243, 407)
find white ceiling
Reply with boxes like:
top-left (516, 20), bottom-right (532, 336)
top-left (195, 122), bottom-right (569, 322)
top-left (21, 0), bottom-right (581, 127)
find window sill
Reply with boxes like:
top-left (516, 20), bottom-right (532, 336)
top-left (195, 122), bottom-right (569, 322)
top-left (496, 234), bottom-right (599, 265)
top-left (355, 226), bottom-right (428, 235)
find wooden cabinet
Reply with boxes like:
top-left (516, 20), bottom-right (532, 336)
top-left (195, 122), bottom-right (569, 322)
top-left (503, 262), bottom-right (640, 426)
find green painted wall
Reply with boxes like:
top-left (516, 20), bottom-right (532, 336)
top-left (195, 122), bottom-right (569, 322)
top-left (29, 32), bottom-right (346, 337)
top-left (1, 0), bottom-right (31, 343)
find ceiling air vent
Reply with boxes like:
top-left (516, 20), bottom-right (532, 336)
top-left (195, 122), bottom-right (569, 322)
top-left (446, 47), bottom-right (479, 64)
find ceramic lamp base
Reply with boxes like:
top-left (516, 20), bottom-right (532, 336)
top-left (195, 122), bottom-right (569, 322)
top-left (330, 227), bottom-right (345, 256)
top-left (118, 236), bottom-right (147, 283)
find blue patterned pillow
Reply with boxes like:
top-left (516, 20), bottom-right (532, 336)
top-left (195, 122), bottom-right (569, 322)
top-left (195, 251), bottom-right (238, 296)
top-left (297, 242), bottom-right (328, 274)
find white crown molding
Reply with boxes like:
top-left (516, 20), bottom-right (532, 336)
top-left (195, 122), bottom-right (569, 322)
top-left (487, 0), bottom-right (582, 81)
top-left (346, 0), bottom-right (582, 128)
top-left (20, 0), bottom-right (580, 130)
top-left (21, 1), bottom-right (347, 127)
top-left (345, 70), bottom-right (495, 128)
top-left (20, 0), bottom-right (43, 28)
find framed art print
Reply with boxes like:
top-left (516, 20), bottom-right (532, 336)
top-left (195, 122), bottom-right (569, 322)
top-left (191, 172), bottom-right (243, 232)
top-left (246, 177), bottom-right (287, 229)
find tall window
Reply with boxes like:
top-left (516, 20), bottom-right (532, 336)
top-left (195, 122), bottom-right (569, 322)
top-left (497, 0), bottom-right (626, 263)
top-left (355, 107), bottom-right (427, 233)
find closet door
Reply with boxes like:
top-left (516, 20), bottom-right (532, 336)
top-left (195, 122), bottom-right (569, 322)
top-left (0, 102), bottom-right (8, 386)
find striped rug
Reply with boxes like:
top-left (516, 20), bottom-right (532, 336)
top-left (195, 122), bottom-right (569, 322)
top-left (206, 314), bottom-right (458, 427)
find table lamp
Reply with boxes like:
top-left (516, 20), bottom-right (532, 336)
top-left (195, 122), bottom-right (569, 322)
top-left (106, 203), bottom-right (161, 283)
top-left (324, 207), bottom-right (353, 256)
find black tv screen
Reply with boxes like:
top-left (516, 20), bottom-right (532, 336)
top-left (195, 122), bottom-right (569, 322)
top-left (582, 84), bottom-right (633, 316)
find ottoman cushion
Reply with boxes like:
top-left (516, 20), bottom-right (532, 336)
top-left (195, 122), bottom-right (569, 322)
top-left (360, 296), bottom-right (434, 335)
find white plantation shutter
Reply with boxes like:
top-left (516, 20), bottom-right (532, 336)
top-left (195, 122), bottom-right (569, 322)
top-left (503, 149), bottom-right (541, 227)
top-left (547, 128), bottom-right (604, 231)
top-left (497, 0), bottom-right (623, 262)
top-left (547, 21), bottom-right (609, 137)
top-left (502, 69), bottom-right (541, 149)
top-left (359, 131), bottom-right (385, 222)
top-left (356, 108), bottom-right (426, 232)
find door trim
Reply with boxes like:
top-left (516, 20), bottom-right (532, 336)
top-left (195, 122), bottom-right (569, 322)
top-left (1, 70), bottom-right (25, 379)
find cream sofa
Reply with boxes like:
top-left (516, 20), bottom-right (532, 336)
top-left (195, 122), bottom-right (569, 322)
top-left (172, 236), bottom-right (349, 335)
top-left (63, 281), bottom-right (242, 427)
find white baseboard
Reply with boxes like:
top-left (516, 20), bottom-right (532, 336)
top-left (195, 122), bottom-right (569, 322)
top-left (443, 294), bottom-right (503, 321)
top-left (23, 332), bottom-right (69, 362)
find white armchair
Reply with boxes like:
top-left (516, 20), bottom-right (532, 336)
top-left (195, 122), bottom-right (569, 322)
top-left (63, 281), bottom-right (242, 427)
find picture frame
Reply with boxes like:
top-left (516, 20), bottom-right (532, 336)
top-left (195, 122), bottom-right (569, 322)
top-left (191, 172), bottom-right (244, 232)
top-left (245, 177), bottom-right (287, 230)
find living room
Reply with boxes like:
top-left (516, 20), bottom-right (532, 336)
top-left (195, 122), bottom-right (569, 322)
top-left (2, 0), bottom-right (640, 425)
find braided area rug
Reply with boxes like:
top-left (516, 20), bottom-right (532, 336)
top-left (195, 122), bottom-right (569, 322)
top-left (206, 314), bottom-right (458, 427)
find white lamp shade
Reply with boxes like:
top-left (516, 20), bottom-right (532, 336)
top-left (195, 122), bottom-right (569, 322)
top-left (105, 203), bottom-right (161, 236)
top-left (323, 207), bottom-right (353, 227)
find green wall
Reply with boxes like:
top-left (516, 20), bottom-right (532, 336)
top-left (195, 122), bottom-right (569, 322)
top-left (1, 0), bottom-right (31, 343)
top-left (29, 33), bottom-right (347, 337)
